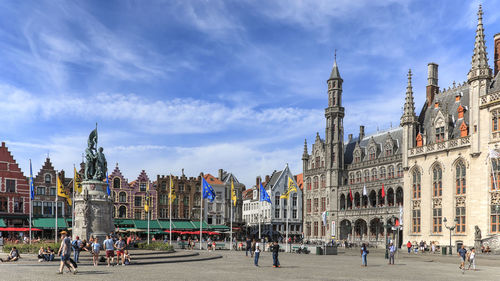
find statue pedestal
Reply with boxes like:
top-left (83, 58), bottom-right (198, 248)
top-left (72, 180), bottom-right (114, 243)
top-left (474, 239), bottom-right (482, 250)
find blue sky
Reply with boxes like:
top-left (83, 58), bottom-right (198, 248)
top-left (1, 0), bottom-right (499, 187)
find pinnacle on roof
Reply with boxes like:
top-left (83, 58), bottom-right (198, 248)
top-left (471, 4), bottom-right (489, 71)
top-left (303, 139), bottom-right (308, 154)
top-left (401, 69), bottom-right (417, 125)
top-left (329, 50), bottom-right (341, 80)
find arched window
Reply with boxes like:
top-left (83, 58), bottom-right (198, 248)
top-left (412, 170), bottom-right (421, 199)
top-left (306, 178), bottom-right (312, 190)
top-left (118, 206), bottom-right (127, 218)
top-left (397, 165), bottom-right (403, 177)
top-left (313, 176), bottom-right (319, 189)
top-left (340, 194), bottom-right (346, 210)
top-left (371, 168), bottom-right (377, 181)
top-left (113, 177), bottom-right (121, 189)
top-left (378, 189), bottom-right (385, 206)
top-left (456, 162), bottom-right (466, 195)
top-left (364, 170), bottom-right (369, 182)
top-left (433, 165), bottom-right (442, 197)
top-left (369, 190), bottom-right (376, 207)
top-left (356, 171), bottom-right (361, 183)
top-left (388, 166), bottom-right (394, 178)
top-left (369, 147), bottom-right (376, 160)
top-left (380, 167), bottom-right (386, 179)
top-left (492, 158), bottom-right (500, 190)
top-left (315, 156), bottom-right (320, 168)
top-left (354, 192), bottom-right (360, 208)
top-left (387, 188), bottom-right (394, 206)
top-left (320, 175), bottom-right (326, 188)
top-left (349, 173), bottom-right (354, 184)
top-left (119, 192), bottom-right (127, 203)
top-left (396, 187), bottom-right (403, 206)
top-left (44, 174), bottom-right (51, 184)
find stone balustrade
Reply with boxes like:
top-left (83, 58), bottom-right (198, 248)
top-left (409, 136), bottom-right (470, 157)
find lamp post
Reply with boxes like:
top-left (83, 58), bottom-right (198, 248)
top-left (380, 216), bottom-right (393, 259)
top-left (443, 217), bottom-right (458, 255)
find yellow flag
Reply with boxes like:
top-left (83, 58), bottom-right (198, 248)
top-left (74, 167), bottom-right (82, 193)
top-left (280, 177), bottom-right (297, 200)
top-left (231, 178), bottom-right (237, 206)
top-left (57, 175), bottom-right (72, 205)
top-left (168, 175), bottom-right (176, 204)
top-left (144, 181), bottom-right (150, 212)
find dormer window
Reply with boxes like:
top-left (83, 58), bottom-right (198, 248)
top-left (457, 105), bottom-right (464, 119)
top-left (435, 127), bottom-right (445, 143)
top-left (369, 148), bottom-right (376, 160)
top-left (354, 151), bottom-right (361, 163)
top-left (385, 145), bottom-right (392, 157)
top-left (460, 122), bottom-right (468, 137)
top-left (416, 133), bottom-right (423, 147)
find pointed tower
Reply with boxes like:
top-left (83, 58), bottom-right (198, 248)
top-left (400, 69), bottom-right (418, 169)
top-left (302, 139), bottom-right (309, 173)
top-left (468, 4), bottom-right (493, 155)
top-left (325, 52), bottom-right (344, 185)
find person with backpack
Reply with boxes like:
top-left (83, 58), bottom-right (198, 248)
top-left (72, 236), bottom-right (83, 263)
top-left (360, 243), bottom-right (368, 267)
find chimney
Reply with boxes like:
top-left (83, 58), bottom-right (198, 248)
top-left (265, 175), bottom-right (270, 183)
top-left (348, 134), bottom-right (353, 143)
top-left (256, 176), bottom-right (261, 186)
top-left (359, 126), bottom-right (365, 141)
top-left (218, 169), bottom-right (223, 180)
top-left (426, 63), bottom-right (439, 106)
top-left (1, 142), bottom-right (5, 147)
top-left (494, 33), bottom-right (500, 76)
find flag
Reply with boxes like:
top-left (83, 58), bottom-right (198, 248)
top-left (260, 183), bottom-right (272, 204)
top-left (322, 211), bottom-right (327, 226)
top-left (202, 178), bottom-right (216, 202)
top-left (231, 178), bottom-right (237, 206)
top-left (280, 177), bottom-right (297, 199)
top-left (29, 160), bottom-right (34, 200)
top-left (381, 183), bottom-right (385, 198)
top-left (106, 172), bottom-right (111, 196)
top-left (363, 184), bottom-right (367, 196)
top-left (259, 183), bottom-right (272, 204)
top-left (144, 181), bottom-right (150, 212)
top-left (349, 187), bottom-right (353, 201)
top-left (168, 175), bottom-right (176, 204)
top-left (395, 218), bottom-right (400, 227)
top-left (74, 167), bottom-right (82, 193)
top-left (57, 174), bottom-right (72, 205)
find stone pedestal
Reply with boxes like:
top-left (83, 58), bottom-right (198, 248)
top-left (72, 180), bottom-right (113, 243)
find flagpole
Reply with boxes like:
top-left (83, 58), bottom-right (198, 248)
top-left (147, 205), bottom-right (150, 245)
top-left (55, 170), bottom-right (58, 243)
top-left (72, 164), bottom-right (75, 238)
top-left (230, 177), bottom-right (233, 251)
top-left (286, 196), bottom-right (289, 252)
top-left (29, 159), bottom-right (32, 246)
top-left (200, 177), bottom-right (203, 250)
top-left (169, 175), bottom-right (172, 245)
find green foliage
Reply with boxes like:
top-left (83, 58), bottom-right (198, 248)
top-left (137, 242), bottom-right (174, 251)
top-left (2, 242), bottom-right (61, 254)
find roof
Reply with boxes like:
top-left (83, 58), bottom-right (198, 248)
top-left (344, 127), bottom-right (403, 165)
top-left (242, 189), bottom-right (253, 200)
top-left (264, 170), bottom-right (282, 189)
top-left (490, 71), bottom-right (500, 93)
top-left (295, 173), bottom-right (303, 190)
top-left (203, 174), bottom-right (223, 185)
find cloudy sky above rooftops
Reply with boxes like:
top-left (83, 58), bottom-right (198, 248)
top-left (0, 0), bottom-right (499, 187)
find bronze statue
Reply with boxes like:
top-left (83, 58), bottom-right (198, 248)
top-left (84, 127), bottom-right (107, 181)
top-left (95, 147), bottom-right (107, 180)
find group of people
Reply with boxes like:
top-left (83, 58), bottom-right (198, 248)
top-left (243, 237), bottom-right (280, 268)
top-left (458, 245), bottom-right (477, 273)
top-left (86, 235), bottom-right (130, 267)
top-left (405, 240), bottom-right (439, 254)
top-left (37, 246), bottom-right (55, 262)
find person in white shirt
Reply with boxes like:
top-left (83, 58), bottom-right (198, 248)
top-left (254, 242), bottom-right (260, 266)
top-left (467, 248), bottom-right (476, 271)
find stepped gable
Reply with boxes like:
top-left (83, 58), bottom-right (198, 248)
top-left (343, 127), bottom-right (403, 165)
top-left (130, 170), bottom-right (152, 189)
top-left (0, 142), bottom-right (29, 213)
top-left (418, 83), bottom-right (470, 142)
top-left (108, 164), bottom-right (130, 189)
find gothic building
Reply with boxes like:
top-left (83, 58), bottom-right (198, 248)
top-left (303, 5), bottom-right (500, 248)
top-left (402, 6), bottom-right (500, 247)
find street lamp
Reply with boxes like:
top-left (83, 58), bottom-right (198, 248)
top-left (380, 216), bottom-right (393, 259)
top-left (443, 217), bottom-right (458, 255)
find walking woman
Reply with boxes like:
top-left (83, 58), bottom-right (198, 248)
top-left (360, 243), bottom-right (368, 267)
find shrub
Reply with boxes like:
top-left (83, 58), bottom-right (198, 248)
top-left (137, 242), bottom-right (174, 251)
top-left (3, 242), bottom-right (61, 254)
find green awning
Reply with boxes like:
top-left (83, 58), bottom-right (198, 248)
top-left (191, 221), bottom-right (209, 229)
top-left (0, 219), bottom-right (6, 227)
top-left (158, 220), bottom-right (173, 229)
top-left (173, 221), bottom-right (196, 229)
top-left (209, 224), bottom-right (230, 231)
top-left (134, 220), bottom-right (161, 229)
top-left (114, 219), bottom-right (135, 226)
top-left (32, 218), bottom-right (68, 229)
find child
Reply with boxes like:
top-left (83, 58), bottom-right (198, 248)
top-left (124, 250), bottom-right (131, 265)
top-left (92, 238), bottom-right (102, 266)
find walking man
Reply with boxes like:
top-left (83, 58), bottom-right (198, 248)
top-left (254, 240), bottom-right (260, 266)
top-left (115, 236), bottom-right (126, 266)
top-left (72, 236), bottom-right (82, 263)
top-left (406, 241), bottom-right (412, 254)
top-left (271, 241), bottom-right (280, 268)
top-left (104, 235), bottom-right (115, 267)
top-left (458, 245), bottom-right (467, 274)
top-left (360, 243), bottom-right (368, 267)
top-left (57, 231), bottom-right (77, 274)
top-left (245, 237), bottom-right (251, 257)
top-left (389, 243), bottom-right (396, 265)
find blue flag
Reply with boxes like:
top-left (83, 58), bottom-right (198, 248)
top-left (29, 160), bottom-right (34, 200)
top-left (106, 172), bottom-right (111, 196)
top-left (202, 178), bottom-right (216, 202)
top-left (259, 183), bottom-right (271, 204)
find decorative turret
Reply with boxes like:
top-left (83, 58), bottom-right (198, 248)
top-left (401, 69), bottom-right (417, 125)
top-left (468, 4), bottom-right (493, 83)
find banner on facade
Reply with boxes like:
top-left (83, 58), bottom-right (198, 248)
top-left (331, 221), bottom-right (336, 237)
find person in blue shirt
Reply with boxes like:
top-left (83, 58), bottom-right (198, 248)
top-left (360, 243), bottom-right (368, 266)
top-left (389, 243), bottom-right (396, 265)
top-left (457, 245), bottom-right (467, 272)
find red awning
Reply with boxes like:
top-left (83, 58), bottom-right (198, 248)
top-left (0, 227), bottom-right (42, 231)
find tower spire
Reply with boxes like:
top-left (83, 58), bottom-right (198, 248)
top-left (329, 50), bottom-right (341, 80)
top-left (303, 139), bottom-right (308, 155)
top-left (468, 4), bottom-right (492, 81)
top-left (401, 69), bottom-right (417, 125)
